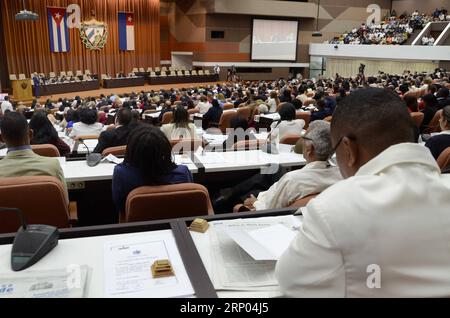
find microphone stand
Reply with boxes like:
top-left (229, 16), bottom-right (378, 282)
top-left (261, 120), bottom-right (281, 154)
top-left (0, 207), bottom-right (27, 230)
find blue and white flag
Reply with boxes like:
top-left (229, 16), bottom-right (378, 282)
top-left (47, 7), bottom-right (70, 53)
top-left (118, 12), bottom-right (135, 51)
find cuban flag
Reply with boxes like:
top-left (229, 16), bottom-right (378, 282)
top-left (47, 7), bottom-right (70, 53)
top-left (119, 12), bottom-right (135, 51)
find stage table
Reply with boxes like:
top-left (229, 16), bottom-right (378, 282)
top-left (35, 80), bottom-right (100, 96)
top-left (149, 75), bottom-right (219, 85)
top-left (103, 77), bottom-right (146, 89)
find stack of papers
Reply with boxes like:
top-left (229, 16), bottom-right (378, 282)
top-left (223, 224), bottom-right (297, 261)
top-left (0, 265), bottom-right (90, 298)
top-left (203, 134), bottom-right (228, 147)
top-left (208, 215), bottom-right (301, 291)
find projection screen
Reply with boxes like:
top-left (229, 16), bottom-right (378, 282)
top-left (251, 19), bottom-right (299, 61)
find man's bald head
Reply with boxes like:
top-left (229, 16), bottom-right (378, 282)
top-left (331, 88), bottom-right (417, 178)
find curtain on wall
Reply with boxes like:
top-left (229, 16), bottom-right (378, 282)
top-left (1, 0), bottom-right (160, 77)
top-left (325, 58), bottom-right (438, 78)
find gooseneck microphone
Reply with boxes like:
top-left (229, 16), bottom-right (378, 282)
top-left (0, 207), bottom-right (27, 230)
top-left (0, 207), bottom-right (59, 271)
top-left (77, 138), bottom-right (91, 156)
top-left (261, 119), bottom-right (281, 154)
top-left (77, 138), bottom-right (103, 167)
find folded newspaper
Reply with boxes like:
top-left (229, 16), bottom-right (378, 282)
top-left (0, 265), bottom-right (90, 298)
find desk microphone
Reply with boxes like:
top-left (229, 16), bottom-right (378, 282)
top-left (77, 138), bottom-right (103, 167)
top-left (261, 120), bottom-right (281, 154)
top-left (0, 207), bottom-right (59, 272)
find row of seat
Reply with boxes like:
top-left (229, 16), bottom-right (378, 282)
top-left (99, 70), bottom-right (213, 80)
top-left (132, 66), bottom-right (192, 73)
top-left (149, 70), bottom-right (211, 77)
top-left (9, 70), bottom-right (93, 81)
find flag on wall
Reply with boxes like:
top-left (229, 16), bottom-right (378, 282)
top-left (47, 7), bottom-right (70, 53)
top-left (118, 12), bottom-right (135, 51)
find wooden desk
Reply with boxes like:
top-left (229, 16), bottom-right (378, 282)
top-left (103, 77), bottom-right (146, 89)
top-left (36, 80), bottom-right (100, 96)
top-left (0, 209), bottom-right (298, 298)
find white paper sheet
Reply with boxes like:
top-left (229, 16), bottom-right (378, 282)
top-left (0, 265), bottom-right (90, 298)
top-left (174, 154), bottom-right (193, 165)
top-left (145, 112), bottom-right (161, 119)
top-left (224, 224), bottom-right (297, 261)
top-left (0, 148), bottom-right (7, 158)
top-left (209, 216), bottom-right (301, 291)
top-left (103, 154), bottom-right (123, 165)
top-left (103, 231), bottom-right (194, 298)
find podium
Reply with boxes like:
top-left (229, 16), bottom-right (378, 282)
top-left (11, 79), bottom-right (33, 101)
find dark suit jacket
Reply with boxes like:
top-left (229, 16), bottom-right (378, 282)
top-left (437, 98), bottom-right (450, 110)
top-left (421, 106), bottom-right (438, 133)
top-left (425, 134), bottom-right (450, 159)
top-left (202, 106), bottom-right (223, 130)
top-left (93, 125), bottom-right (134, 154)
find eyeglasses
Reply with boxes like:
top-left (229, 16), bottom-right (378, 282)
top-left (332, 134), bottom-right (356, 153)
top-left (332, 136), bottom-right (345, 153)
top-left (301, 136), bottom-right (314, 143)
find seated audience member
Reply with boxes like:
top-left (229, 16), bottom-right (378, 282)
top-left (240, 121), bottom-right (342, 211)
top-left (276, 88), bottom-right (450, 297)
top-left (311, 99), bottom-right (333, 122)
top-left (425, 106), bottom-right (450, 159)
top-left (271, 103), bottom-right (305, 140)
top-left (131, 110), bottom-right (141, 125)
top-left (267, 91), bottom-right (280, 113)
top-left (403, 95), bottom-right (419, 113)
top-left (217, 93), bottom-right (227, 107)
top-left (258, 103), bottom-right (269, 115)
top-left (29, 111), bottom-right (71, 157)
top-left (161, 106), bottom-right (197, 140)
top-left (93, 108), bottom-right (136, 154)
top-left (0, 112), bottom-right (68, 201)
top-left (97, 111), bottom-right (107, 125)
top-left (202, 99), bottom-right (223, 131)
top-left (69, 108), bottom-right (103, 139)
top-left (158, 101), bottom-right (173, 122)
top-left (223, 116), bottom-right (256, 150)
top-left (31, 99), bottom-right (39, 110)
top-left (0, 96), bottom-right (13, 115)
top-left (420, 93), bottom-right (438, 133)
top-left (196, 95), bottom-right (212, 114)
top-left (436, 88), bottom-right (450, 110)
top-left (16, 102), bottom-right (28, 114)
top-left (45, 99), bottom-right (55, 110)
top-left (112, 125), bottom-right (194, 213)
top-left (64, 109), bottom-right (80, 130)
top-left (233, 93), bottom-right (244, 108)
top-left (280, 89), bottom-right (292, 103)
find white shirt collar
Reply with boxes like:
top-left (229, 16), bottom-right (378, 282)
top-left (356, 143), bottom-right (440, 177)
top-left (439, 130), bottom-right (450, 135)
top-left (303, 161), bottom-right (330, 170)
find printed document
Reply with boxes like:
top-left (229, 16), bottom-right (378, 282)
top-left (224, 224), bottom-right (297, 261)
top-left (0, 265), bottom-right (90, 298)
top-left (209, 215), bottom-right (301, 291)
top-left (104, 230), bottom-right (194, 298)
